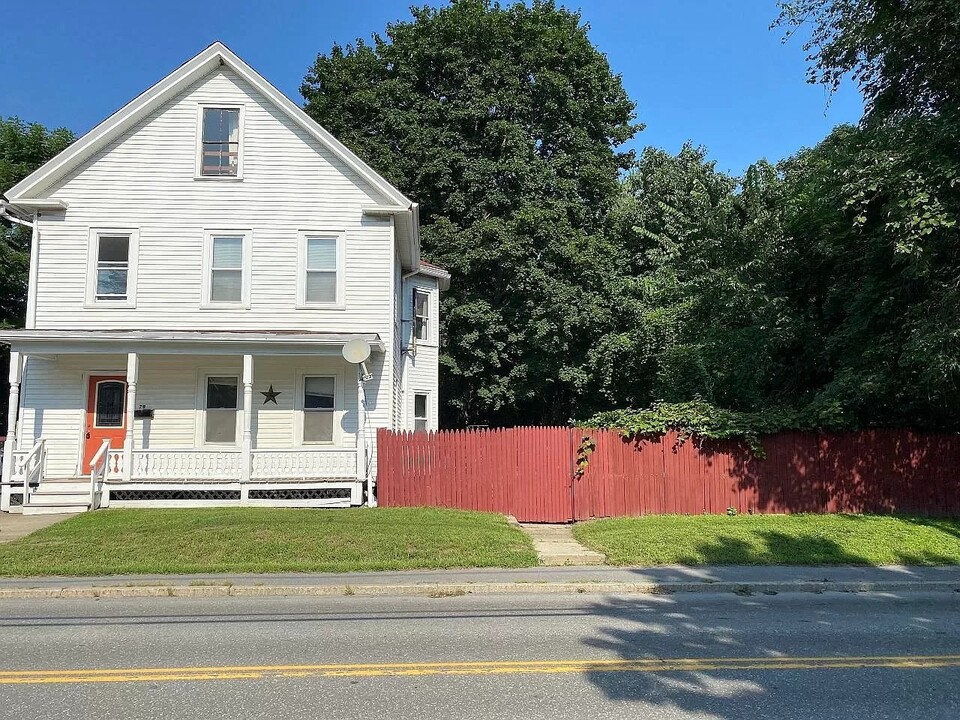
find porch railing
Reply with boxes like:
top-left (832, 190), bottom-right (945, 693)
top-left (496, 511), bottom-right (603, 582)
top-left (104, 447), bottom-right (357, 481)
top-left (129, 449), bottom-right (242, 481)
top-left (251, 448), bottom-right (356, 480)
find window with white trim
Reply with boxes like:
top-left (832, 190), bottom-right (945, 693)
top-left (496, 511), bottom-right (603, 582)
top-left (200, 108), bottom-right (240, 176)
top-left (87, 229), bottom-right (139, 307)
top-left (414, 393), bottom-right (429, 433)
top-left (413, 289), bottom-right (430, 342)
top-left (302, 376), bottom-right (335, 443)
top-left (95, 235), bottom-right (130, 301)
top-left (204, 376), bottom-right (239, 444)
top-left (203, 231), bottom-right (249, 306)
top-left (298, 232), bottom-right (343, 306)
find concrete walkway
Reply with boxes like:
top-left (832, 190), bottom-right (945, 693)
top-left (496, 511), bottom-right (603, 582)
top-left (0, 513), bottom-right (78, 543)
top-left (518, 523), bottom-right (606, 565)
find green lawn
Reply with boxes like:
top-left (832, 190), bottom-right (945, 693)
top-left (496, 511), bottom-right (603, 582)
top-left (0, 507), bottom-right (538, 577)
top-left (573, 514), bottom-right (960, 566)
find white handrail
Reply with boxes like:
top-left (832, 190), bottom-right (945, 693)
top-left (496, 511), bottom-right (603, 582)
top-left (89, 439), bottom-right (111, 510)
top-left (19, 439), bottom-right (46, 506)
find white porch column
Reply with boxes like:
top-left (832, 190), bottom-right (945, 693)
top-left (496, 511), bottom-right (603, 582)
top-left (122, 352), bottom-right (138, 482)
top-left (1, 352), bottom-right (23, 486)
top-left (241, 354), bottom-right (253, 487)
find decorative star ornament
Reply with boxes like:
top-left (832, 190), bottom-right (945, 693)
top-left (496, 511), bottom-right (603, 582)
top-left (260, 385), bottom-right (282, 405)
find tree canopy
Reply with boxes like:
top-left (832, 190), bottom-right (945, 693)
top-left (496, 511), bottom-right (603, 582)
top-left (0, 117), bottom-right (74, 327)
top-left (298, 0), bottom-right (960, 435)
top-left (302, 0), bottom-right (639, 425)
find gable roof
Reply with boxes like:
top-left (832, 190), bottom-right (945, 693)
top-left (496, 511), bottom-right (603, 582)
top-left (4, 41), bottom-right (412, 208)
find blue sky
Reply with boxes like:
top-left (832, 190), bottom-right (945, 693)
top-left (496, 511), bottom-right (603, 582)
top-left (0, 0), bottom-right (862, 175)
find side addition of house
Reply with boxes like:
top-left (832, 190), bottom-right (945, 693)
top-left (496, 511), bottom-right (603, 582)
top-left (0, 42), bottom-right (449, 514)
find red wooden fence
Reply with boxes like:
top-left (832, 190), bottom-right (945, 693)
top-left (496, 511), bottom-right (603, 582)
top-left (377, 427), bottom-right (960, 522)
top-left (377, 427), bottom-right (575, 522)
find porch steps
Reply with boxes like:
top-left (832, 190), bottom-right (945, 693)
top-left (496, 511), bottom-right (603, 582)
top-left (21, 478), bottom-right (91, 515)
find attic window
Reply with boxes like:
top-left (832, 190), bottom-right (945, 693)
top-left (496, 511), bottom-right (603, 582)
top-left (201, 108), bottom-right (240, 176)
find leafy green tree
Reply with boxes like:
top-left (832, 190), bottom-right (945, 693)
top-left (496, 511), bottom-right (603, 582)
top-left (0, 117), bottom-right (74, 327)
top-left (301, 0), bottom-right (638, 425)
top-left (584, 145), bottom-right (803, 417)
top-left (776, 118), bottom-right (960, 428)
top-left (777, 0), bottom-right (960, 119)
top-left (0, 117), bottom-right (73, 435)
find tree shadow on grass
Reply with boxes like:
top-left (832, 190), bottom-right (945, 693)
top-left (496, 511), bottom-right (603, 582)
top-left (666, 516), bottom-right (960, 566)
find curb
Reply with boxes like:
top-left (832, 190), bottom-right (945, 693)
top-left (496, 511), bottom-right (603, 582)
top-left (0, 579), bottom-right (957, 600)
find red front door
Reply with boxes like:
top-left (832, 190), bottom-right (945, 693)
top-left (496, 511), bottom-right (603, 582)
top-left (84, 375), bottom-right (127, 472)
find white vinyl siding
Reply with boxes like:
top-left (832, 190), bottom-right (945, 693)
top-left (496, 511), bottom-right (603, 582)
top-left (38, 69), bottom-right (391, 332)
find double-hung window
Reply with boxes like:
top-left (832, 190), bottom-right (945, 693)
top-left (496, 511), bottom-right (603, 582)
top-left (298, 231), bottom-right (343, 307)
top-left (414, 393), bottom-right (429, 433)
top-left (204, 376), bottom-right (239, 444)
top-left (87, 229), bottom-right (138, 307)
top-left (413, 290), bottom-right (430, 342)
top-left (203, 231), bottom-right (249, 306)
top-left (200, 108), bottom-right (241, 177)
top-left (302, 376), bottom-right (335, 443)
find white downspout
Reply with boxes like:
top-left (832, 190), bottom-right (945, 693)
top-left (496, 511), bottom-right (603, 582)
top-left (0, 203), bottom-right (39, 329)
top-left (26, 213), bottom-right (39, 329)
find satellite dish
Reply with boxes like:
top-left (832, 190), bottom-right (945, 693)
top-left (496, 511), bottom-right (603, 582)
top-left (342, 338), bottom-right (372, 364)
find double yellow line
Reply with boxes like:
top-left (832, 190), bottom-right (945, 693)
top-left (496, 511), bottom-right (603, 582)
top-left (1, 655), bottom-right (959, 685)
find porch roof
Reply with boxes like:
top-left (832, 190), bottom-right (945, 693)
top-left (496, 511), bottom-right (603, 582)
top-left (0, 329), bottom-right (385, 356)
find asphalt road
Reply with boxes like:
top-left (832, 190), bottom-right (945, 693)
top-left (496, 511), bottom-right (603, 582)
top-left (0, 590), bottom-right (958, 719)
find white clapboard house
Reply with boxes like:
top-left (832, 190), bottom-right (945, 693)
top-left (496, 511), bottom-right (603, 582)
top-left (0, 42), bottom-right (449, 514)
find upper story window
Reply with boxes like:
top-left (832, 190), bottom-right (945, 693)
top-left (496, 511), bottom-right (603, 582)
top-left (413, 289), bottom-right (430, 342)
top-left (86, 228), bottom-right (139, 308)
top-left (96, 236), bottom-right (130, 301)
top-left (297, 231), bottom-right (344, 308)
top-left (200, 107), bottom-right (241, 177)
top-left (202, 230), bottom-right (250, 307)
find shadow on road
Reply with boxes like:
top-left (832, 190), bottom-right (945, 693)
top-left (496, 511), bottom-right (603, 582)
top-left (578, 591), bottom-right (951, 718)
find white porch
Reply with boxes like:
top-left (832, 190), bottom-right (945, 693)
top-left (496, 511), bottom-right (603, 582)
top-left (0, 330), bottom-right (383, 513)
